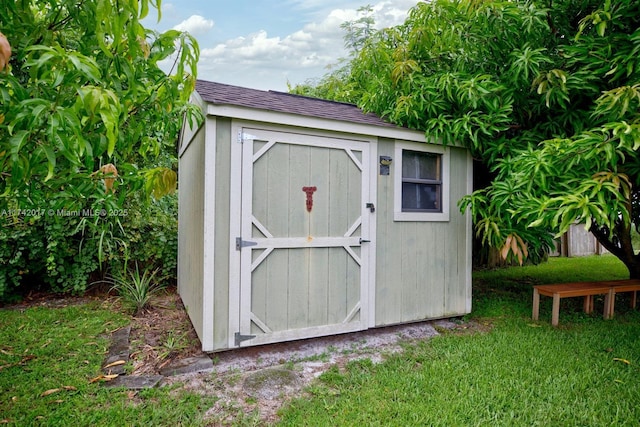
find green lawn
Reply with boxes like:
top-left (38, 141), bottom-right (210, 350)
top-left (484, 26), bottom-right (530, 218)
top-left (278, 255), bottom-right (640, 426)
top-left (472, 254), bottom-right (629, 319)
top-left (0, 301), bottom-right (215, 426)
top-left (1, 255), bottom-right (638, 426)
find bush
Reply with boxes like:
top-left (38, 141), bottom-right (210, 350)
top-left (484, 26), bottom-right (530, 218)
top-left (0, 217), bottom-right (46, 300)
top-left (0, 214), bottom-right (98, 300)
top-left (115, 194), bottom-right (178, 286)
top-left (0, 193), bottom-right (178, 302)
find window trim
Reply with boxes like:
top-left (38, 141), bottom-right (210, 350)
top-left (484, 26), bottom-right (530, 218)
top-left (394, 142), bottom-right (450, 222)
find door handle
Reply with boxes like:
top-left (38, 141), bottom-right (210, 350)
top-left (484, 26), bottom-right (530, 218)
top-left (359, 238), bottom-right (371, 244)
top-left (366, 203), bottom-right (375, 213)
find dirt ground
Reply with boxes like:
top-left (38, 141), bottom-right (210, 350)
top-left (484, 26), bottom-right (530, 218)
top-left (126, 290), bottom-right (204, 375)
top-left (128, 289), bottom-right (488, 425)
top-left (8, 288), bottom-right (487, 425)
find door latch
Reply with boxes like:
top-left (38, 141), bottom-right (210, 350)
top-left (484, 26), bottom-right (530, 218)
top-left (366, 203), bottom-right (375, 213)
top-left (359, 238), bottom-right (371, 244)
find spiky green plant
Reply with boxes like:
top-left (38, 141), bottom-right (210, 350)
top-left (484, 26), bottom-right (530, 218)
top-left (109, 263), bottom-right (165, 315)
top-left (158, 330), bottom-right (188, 360)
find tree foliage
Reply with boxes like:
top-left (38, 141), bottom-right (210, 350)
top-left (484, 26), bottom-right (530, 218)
top-left (0, 0), bottom-right (200, 298)
top-left (341, 4), bottom-right (376, 54)
top-left (311, 0), bottom-right (640, 276)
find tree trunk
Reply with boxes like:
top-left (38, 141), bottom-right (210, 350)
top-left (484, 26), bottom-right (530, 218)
top-left (620, 251), bottom-right (640, 279)
top-left (626, 261), bottom-right (640, 279)
top-left (590, 223), bottom-right (640, 279)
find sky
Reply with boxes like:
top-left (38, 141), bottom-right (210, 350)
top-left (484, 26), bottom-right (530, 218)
top-left (143, 0), bottom-right (422, 91)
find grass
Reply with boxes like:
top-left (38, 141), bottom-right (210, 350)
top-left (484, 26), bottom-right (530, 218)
top-left (472, 254), bottom-right (628, 319)
top-left (277, 255), bottom-right (640, 426)
top-left (0, 300), bottom-right (215, 426)
top-left (475, 254), bottom-right (628, 287)
top-left (1, 255), bottom-right (638, 426)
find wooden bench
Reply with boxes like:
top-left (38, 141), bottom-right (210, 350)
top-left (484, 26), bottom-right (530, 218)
top-left (532, 280), bottom-right (640, 326)
top-left (532, 282), bottom-right (614, 326)
top-left (600, 279), bottom-right (640, 317)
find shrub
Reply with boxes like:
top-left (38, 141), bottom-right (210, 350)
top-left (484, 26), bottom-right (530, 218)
top-left (115, 194), bottom-right (178, 287)
top-left (108, 263), bottom-right (165, 315)
top-left (0, 213), bottom-right (98, 300)
top-left (0, 193), bottom-right (178, 302)
top-left (0, 217), bottom-right (46, 300)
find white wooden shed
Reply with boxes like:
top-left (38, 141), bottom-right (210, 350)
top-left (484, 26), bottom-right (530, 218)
top-left (178, 80), bottom-right (472, 352)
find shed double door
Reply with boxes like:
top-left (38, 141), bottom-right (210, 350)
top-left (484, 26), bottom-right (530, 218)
top-left (238, 127), bottom-right (372, 346)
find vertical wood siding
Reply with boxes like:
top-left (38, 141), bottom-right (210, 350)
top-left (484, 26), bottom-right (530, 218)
top-left (249, 140), bottom-right (362, 334)
top-left (212, 119), bottom-right (232, 349)
top-left (567, 226), bottom-right (598, 257)
top-left (178, 126), bottom-right (206, 343)
top-left (375, 139), bottom-right (471, 325)
top-left (183, 117), bottom-right (470, 351)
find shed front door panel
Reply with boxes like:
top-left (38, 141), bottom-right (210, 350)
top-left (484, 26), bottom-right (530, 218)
top-left (238, 128), bottom-right (371, 346)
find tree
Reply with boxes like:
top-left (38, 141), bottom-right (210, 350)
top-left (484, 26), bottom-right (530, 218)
top-left (289, 4), bottom-right (377, 103)
top-left (343, 0), bottom-right (640, 276)
top-left (341, 4), bottom-right (376, 54)
top-left (0, 1), bottom-right (200, 297)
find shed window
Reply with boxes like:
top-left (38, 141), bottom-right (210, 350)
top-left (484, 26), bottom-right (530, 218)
top-left (394, 142), bottom-right (450, 222)
top-left (401, 150), bottom-right (442, 212)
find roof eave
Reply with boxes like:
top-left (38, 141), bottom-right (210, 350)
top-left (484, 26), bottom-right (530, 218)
top-left (205, 103), bottom-right (431, 143)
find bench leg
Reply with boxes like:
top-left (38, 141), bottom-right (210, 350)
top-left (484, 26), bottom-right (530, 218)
top-left (552, 293), bottom-right (560, 327)
top-left (632, 291), bottom-right (637, 309)
top-left (583, 295), bottom-right (593, 314)
top-left (604, 288), bottom-right (614, 319)
top-left (532, 288), bottom-right (540, 321)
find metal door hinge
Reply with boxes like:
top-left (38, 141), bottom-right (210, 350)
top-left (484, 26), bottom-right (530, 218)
top-left (234, 332), bottom-right (256, 346)
top-left (237, 130), bottom-right (257, 143)
top-left (236, 237), bottom-right (258, 251)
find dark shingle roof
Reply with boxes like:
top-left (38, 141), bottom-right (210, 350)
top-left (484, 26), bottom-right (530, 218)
top-left (195, 80), bottom-right (398, 129)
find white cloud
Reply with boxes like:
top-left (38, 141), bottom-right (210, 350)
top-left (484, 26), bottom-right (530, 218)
top-left (196, 1), bottom-right (421, 90)
top-left (173, 15), bottom-right (214, 36)
top-left (374, 1), bottom-right (422, 28)
top-left (201, 28), bottom-right (333, 73)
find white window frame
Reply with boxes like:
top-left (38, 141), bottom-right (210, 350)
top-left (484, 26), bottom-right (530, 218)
top-left (394, 141), bottom-right (450, 222)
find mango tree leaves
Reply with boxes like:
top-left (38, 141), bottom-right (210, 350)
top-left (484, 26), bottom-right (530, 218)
top-left (342, 0), bottom-right (640, 271)
top-left (0, 0), bottom-right (198, 201)
top-left (0, 0), bottom-right (200, 274)
top-left (144, 167), bottom-right (177, 200)
top-left (0, 32), bottom-right (10, 71)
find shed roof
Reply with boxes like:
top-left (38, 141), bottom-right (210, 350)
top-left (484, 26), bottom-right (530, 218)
top-left (195, 80), bottom-right (399, 129)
